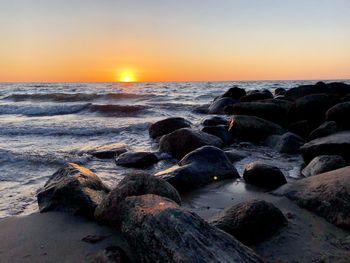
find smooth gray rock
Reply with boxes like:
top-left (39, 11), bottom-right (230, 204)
top-left (300, 131), bottom-right (350, 162)
top-left (37, 163), bottom-right (110, 217)
top-left (201, 116), bottom-right (228, 126)
top-left (149, 117), bottom-right (191, 139)
top-left (208, 97), bottom-right (237, 114)
top-left (309, 121), bottom-right (338, 140)
top-left (209, 200), bottom-right (287, 245)
top-left (265, 132), bottom-right (305, 154)
top-left (95, 172), bottom-right (181, 226)
top-left (273, 166), bottom-right (350, 230)
top-left (82, 142), bottom-right (128, 159)
top-left (202, 125), bottom-right (233, 145)
top-left (243, 161), bottom-right (287, 190)
top-left (159, 128), bottom-right (223, 159)
top-left (228, 115), bottom-right (287, 142)
top-left (120, 194), bottom-right (262, 263)
top-left (115, 152), bottom-right (158, 168)
top-left (301, 155), bottom-right (347, 177)
top-left (156, 146), bottom-right (240, 192)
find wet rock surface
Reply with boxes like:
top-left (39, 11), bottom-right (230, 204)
top-left (209, 199), bottom-right (287, 245)
top-left (115, 152), bottom-right (158, 168)
top-left (265, 132), bottom-right (305, 154)
top-left (149, 117), bottom-right (191, 139)
top-left (120, 194), bottom-right (262, 263)
top-left (301, 155), bottom-right (347, 177)
top-left (309, 121), bottom-right (338, 140)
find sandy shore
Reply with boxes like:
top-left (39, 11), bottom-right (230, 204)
top-left (0, 212), bottom-right (135, 263)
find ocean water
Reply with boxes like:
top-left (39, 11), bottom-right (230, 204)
top-left (1, 80), bottom-right (349, 218)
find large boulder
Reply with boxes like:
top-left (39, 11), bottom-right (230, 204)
top-left (220, 86), bottom-right (246, 100)
top-left (225, 149), bottom-right (248, 163)
top-left (149, 117), bottom-right (191, 139)
top-left (300, 131), bottom-right (350, 162)
top-left (288, 93), bottom-right (338, 124)
top-left (243, 161), bottom-right (287, 190)
top-left (84, 142), bottom-right (128, 159)
top-left (273, 166), bottom-right (350, 230)
top-left (159, 128), bottom-right (223, 159)
top-left (201, 116), bottom-right (228, 126)
top-left (115, 152), bottom-right (158, 168)
top-left (228, 115), bottom-right (287, 142)
top-left (326, 102), bottom-right (350, 129)
top-left (239, 90), bottom-right (273, 102)
top-left (202, 125), bottom-right (233, 145)
top-left (95, 172), bottom-right (181, 225)
top-left (37, 163), bottom-right (110, 217)
top-left (208, 97), bottom-right (237, 114)
top-left (265, 132), bottom-right (305, 154)
top-left (309, 121), bottom-right (338, 140)
top-left (274, 88), bottom-right (286, 96)
top-left (156, 146), bottom-right (240, 192)
top-left (120, 194), bottom-right (262, 263)
top-left (301, 155), bottom-right (347, 177)
top-left (225, 102), bottom-right (289, 125)
top-left (288, 120), bottom-right (313, 139)
top-left (209, 200), bottom-right (287, 245)
top-left (284, 82), bottom-right (330, 100)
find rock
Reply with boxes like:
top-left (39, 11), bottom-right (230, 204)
top-left (226, 102), bottom-right (289, 125)
top-left (228, 115), bottom-right (287, 142)
top-left (159, 128), bottom-right (223, 159)
top-left (95, 172), bottom-right (181, 225)
top-left (208, 97), bottom-right (237, 114)
top-left (220, 86), bottom-right (247, 100)
top-left (192, 104), bottom-right (210, 114)
top-left (326, 102), bottom-right (350, 129)
top-left (201, 116), bottom-right (228, 126)
top-left (149, 117), bottom-right (191, 139)
top-left (300, 131), bottom-right (350, 162)
top-left (285, 82), bottom-right (330, 100)
top-left (209, 200), bottom-right (287, 245)
top-left (243, 161), bottom-right (287, 190)
top-left (156, 146), bottom-right (240, 192)
top-left (265, 132), bottom-right (305, 154)
top-left (289, 120), bottom-right (312, 139)
top-left (309, 121), bottom-right (338, 140)
top-left (115, 152), bottom-right (158, 168)
top-left (92, 246), bottom-right (130, 263)
top-left (239, 89), bottom-right (273, 102)
top-left (288, 93), bottom-right (338, 124)
top-left (120, 194), bottom-right (262, 263)
top-left (225, 149), bottom-right (248, 163)
top-left (202, 125), bottom-right (233, 145)
top-left (301, 155), bottom-right (347, 177)
top-left (37, 163), bottom-right (110, 217)
top-left (273, 166), bottom-right (350, 230)
top-left (274, 88), bottom-right (286, 96)
top-left (85, 143), bottom-right (128, 159)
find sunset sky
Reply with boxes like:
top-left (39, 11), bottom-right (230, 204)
top-left (1, 0), bottom-right (350, 82)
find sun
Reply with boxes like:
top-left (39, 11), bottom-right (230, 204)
top-left (118, 70), bottom-right (136, 82)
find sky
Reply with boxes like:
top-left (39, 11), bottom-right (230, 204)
top-left (0, 0), bottom-right (349, 82)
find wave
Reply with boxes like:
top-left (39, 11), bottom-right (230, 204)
top-left (2, 92), bottom-right (159, 102)
top-left (0, 103), bottom-right (149, 117)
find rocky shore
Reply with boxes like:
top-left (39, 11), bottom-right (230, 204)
top-left (1, 81), bottom-right (350, 262)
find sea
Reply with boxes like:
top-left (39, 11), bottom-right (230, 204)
top-left (1, 80), bottom-right (349, 218)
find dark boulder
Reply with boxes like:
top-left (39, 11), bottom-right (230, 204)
top-left (326, 102), bottom-right (350, 129)
top-left (226, 102), bottom-right (289, 125)
top-left (120, 194), bottom-right (262, 263)
top-left (156, 146), bottom-right (240, 192)
top-left (309, 121), bottom-right (338, 140)
top-left (208, 97), bottom-right (237, 114)
top-left (95, 172), bottom-right (181, 225)
top-left (228, 115), bottom-right (287, 142)
top-left (209, 200), bottom-right (287, 245)
top-left (202, 125), bottom-right (233, 145)
top-left (149, 117), bottom-right (191, 139)
top-left (274, 88), bottom-right (286, 96)
top-left (289, 120), bottom-right (312, 139)
top-left (115, 152), bottom-right (158, 168)
top-left (92, 246), bottom-right (130, 263)
top-left (288, 93), bottom-right (338, 124)
top-left (300, 131), bottom-right (350, 162)
top-left (37, 163), bottom-right (110, 217)
top-left (220, 86), bottom-right (246, 100)
top-left (225, 149), bottom-right (248, 163)
top-left (243, 161), bottom-right (287, 190)
top-left (159, 128), bottom-right (223, 159)
top-left (86, 142), bottom-right (128, 159)
top-left (273, 166), bottom-right (350, 230)
top-left (192, 104), bottom-right (210, 114)
top-left (201, 116), bottom-right (228, 126)
top-left (301, 155), bottom-right (347, 177)
top-left (265, 132), bottom-right (305, 154)
top-left (239, 89), bottom-right (273, 102)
